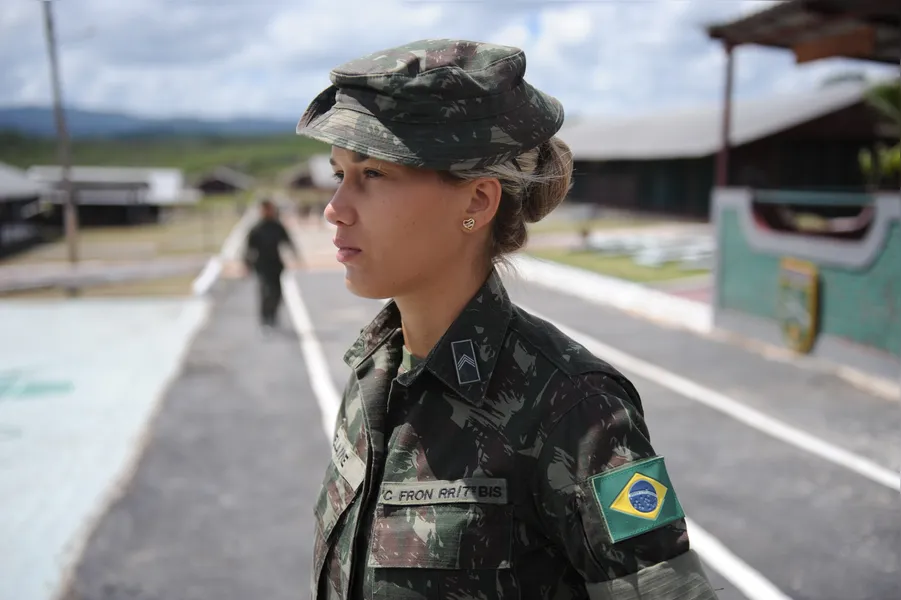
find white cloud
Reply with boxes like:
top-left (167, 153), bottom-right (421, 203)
top-left (0, 0), bottom-right (896, 122)
top-left (487, 22), bottom-right (531, 50)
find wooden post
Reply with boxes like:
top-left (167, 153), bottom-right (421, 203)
top-left (716, 41), bottom-right (735, 188)
top-left (41, 0), bottom-right (79, 295)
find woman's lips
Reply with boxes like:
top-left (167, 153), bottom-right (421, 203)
top-left (336, 248), bottom-right (361, 263)
top-left (333, 237), bottom-right (361, 263)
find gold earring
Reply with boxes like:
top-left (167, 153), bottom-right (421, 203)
top-left (462, 218), bottom-right (475, 231)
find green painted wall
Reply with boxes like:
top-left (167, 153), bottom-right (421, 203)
top-left (718, 210), bottom-right (901, 357)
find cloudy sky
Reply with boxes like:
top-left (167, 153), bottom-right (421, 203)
top-left (1, 0), bottom-right (896, 121)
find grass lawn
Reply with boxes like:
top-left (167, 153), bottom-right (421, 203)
top-left (1, 274), bottom-right (201, 299)
top-left (0, 132), bottom-right (329, 181)
top-left (0, 194), bottom-right (251, 297)
top-left (3, 203), bottom-right (244, 265)
top-left (527, 217), bottom-right (662, 235)
top-left (528, 248), bottom-right (709, 283)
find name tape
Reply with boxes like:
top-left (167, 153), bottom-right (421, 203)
top-left (332, 426), bottom-right (365, 490)
top-left (380, 478), bottom-right (508, 506)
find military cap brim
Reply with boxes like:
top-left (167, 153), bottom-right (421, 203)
top-left (295, 39), bottom-right (565, 172)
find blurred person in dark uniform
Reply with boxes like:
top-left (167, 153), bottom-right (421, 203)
top-left (243, 198), bottom-right (301, 327)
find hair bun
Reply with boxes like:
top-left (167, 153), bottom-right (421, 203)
top-left (522, 137), bottom-right (574, 224)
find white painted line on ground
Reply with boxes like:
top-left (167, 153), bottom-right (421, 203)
top-left (280, 218), bottom-right (341, 438)
top-left (221, 208), bottom-right (258, 261)
top-left (191, 256), bottom-right (222, 296)
top-left (520, 304), bottom-right (900, 493)
top-left (284, 280), bottom-right (788, 600)
top-left (192, 207), bottom-right (257, 297)
top-left (281, 272), bottom-right (340, 439)
top-left (685, 518), bottom-right (793, 600)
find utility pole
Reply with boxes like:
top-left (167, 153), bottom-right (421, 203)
top-left (40, 0), bottom-right (79, 289)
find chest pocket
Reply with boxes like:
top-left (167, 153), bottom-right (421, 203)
top-left (312, 425), bottom-right (366, 583)
top-left (367, 479), bottom-right (515, 599)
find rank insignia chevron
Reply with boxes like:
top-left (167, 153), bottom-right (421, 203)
top-left (451, 339), bottom-right (481, 385)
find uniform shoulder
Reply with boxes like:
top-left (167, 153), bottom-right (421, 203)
top-left (507, 304), bottom-right (619, 378)
top-left (502, 304), bottom-right (642, 414)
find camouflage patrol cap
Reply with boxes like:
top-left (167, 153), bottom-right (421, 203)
top-left (295, 38), bottom-right (565, 171)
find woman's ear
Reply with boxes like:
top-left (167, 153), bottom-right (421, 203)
top-left (462, 177), bottom-right (502, 232)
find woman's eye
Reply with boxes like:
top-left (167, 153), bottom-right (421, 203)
top-left (331, 169), bottom-right (381, 182)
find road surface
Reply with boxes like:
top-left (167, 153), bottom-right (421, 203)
top-left (57, 267), bottom-right (899, 600)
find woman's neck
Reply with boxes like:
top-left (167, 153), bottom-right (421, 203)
top-left (396, 262), bottom-right (492, 359)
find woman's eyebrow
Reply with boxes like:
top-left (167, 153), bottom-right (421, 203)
top-left (329, 152), bottom-right (371, 166)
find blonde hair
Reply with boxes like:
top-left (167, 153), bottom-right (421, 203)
top-left (441, 136), bottom-right (574, 263)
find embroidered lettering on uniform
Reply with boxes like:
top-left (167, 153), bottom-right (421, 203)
top-left (451, 339), bottom-right (481, 385)
top-left (588, 456), bottom-right (685, 544)
top-left (380, 478), bottom-right (508, 505)
top-left (331, 426), bottom-right (365, 490)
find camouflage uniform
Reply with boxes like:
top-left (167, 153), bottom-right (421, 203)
top-left (297, 39), bottom-right (719, 599)
top-left (295, 39), bottom-right (565, 171)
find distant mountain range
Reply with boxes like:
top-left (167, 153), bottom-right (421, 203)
top-left (0, 106), bottom-right (298, 139)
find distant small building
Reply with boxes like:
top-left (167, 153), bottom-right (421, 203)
top-left (0, 162), bottom-right (55, 258)
top-left (25, 166), bottom-right (201, 226)
top-left (282, 154), bottom-right (338, 218)
top-left (195, 166), bottom-right (255, 196)
top-left (562, 81), bottom-right (896, 219)
top-left (283, 154), bottom-right (338, 192)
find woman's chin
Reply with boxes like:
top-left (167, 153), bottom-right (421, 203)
top-left (343, 272), bottom-right (393, 301)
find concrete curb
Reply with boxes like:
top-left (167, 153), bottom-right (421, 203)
top-left (509, 254), bottom-right (899, 402)
top-left (0, 258), bottom-right (211, 294)
top-left (509, 254), bottom-right (713, 334)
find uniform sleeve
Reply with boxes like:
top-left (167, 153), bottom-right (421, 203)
top-left (532, 376), bottom-right (719, 599)
top-left (278, 222), bottom-right (297, 250)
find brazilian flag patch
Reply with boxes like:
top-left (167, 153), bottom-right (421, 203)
top-left (588, 456), bottom-right (685, 544)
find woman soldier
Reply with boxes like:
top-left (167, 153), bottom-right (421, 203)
top-left (296, 39), bottom-right (719, 600)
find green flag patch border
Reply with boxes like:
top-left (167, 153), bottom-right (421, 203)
top-left (588, 456), bottom-right (685, 544)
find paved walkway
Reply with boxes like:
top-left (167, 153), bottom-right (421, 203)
top-left (59, 280), bottom-right (328, 600)
top-left (280, 214), bottom-right (340, 272)
top-left (0, 298), bottom-right (210, 600)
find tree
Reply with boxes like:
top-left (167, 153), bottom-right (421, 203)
top-left (858, 79), bottom-right (900, 189)
top-left (820, 71), bottom-right (868, 87)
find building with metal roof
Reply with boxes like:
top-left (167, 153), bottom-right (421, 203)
top-left (707, 0), bottom-right (899, 66)
top-left (26, 166), bottom-right (199, 206)
top-left (24, 165), bottom-right (201, 226)
top-left (194, 166), bottom-right (256, 196)
top-left (562, 80), bottom-right (884, 161)
top-left (0, 162), bottom-right (55, 258)
top-left (1, 162), bottom-right (49, 201)
top-left (563, 79), bottom-right (896, 218)
top-left (706, 0), bottom-right (899, 187)
top-left (282, 154), bottom-right (338, 191)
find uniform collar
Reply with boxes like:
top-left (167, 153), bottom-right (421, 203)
top-left (343, 269), bottom-right (513, 407)
top-left (342, 300), bottom-right (401, 369)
